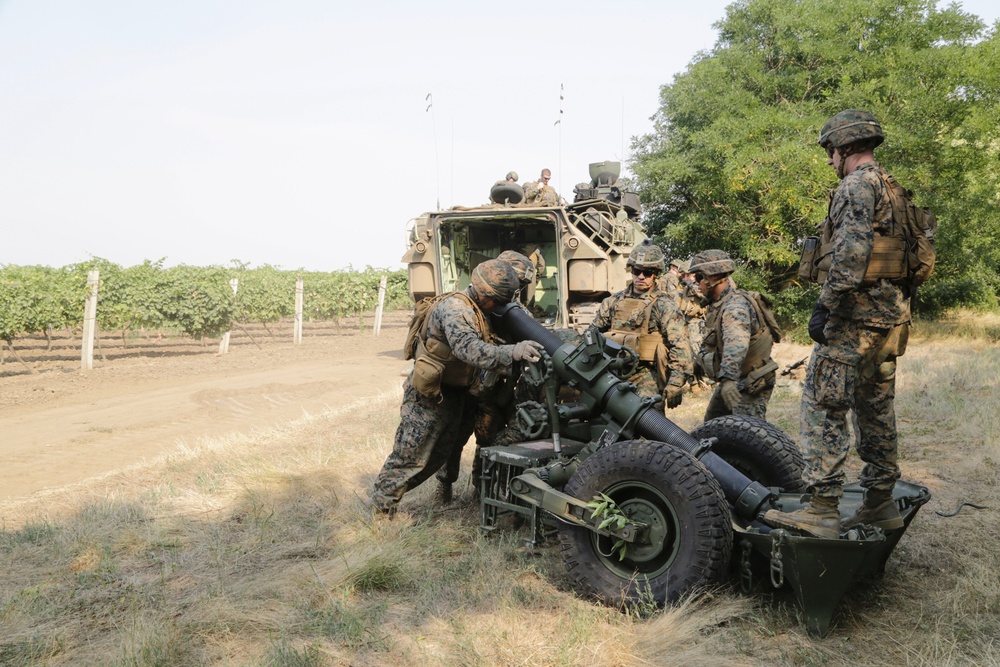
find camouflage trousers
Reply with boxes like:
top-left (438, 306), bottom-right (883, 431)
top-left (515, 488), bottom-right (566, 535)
top-left (703, 376), bottom-right (774, 422)
top-left (436, 400), bottom-right (502, 488)
top-left (371, 378), bottom-right (476, 512)
top-left (800, 317), bottom-right (902, 500)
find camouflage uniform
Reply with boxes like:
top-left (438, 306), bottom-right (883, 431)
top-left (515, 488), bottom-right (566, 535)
top-left (371, 289), bottom-right (515, 513)
top-left (677, 280), bottom-right (708, 386)
top-left (801, 160), bottom-right (909, 500)
top-left (592, 285), bottom-right (692, 403)
top-left (701, 283), bottom-right (777, 421)
top-left (521, 243), bottom-right (546, 311)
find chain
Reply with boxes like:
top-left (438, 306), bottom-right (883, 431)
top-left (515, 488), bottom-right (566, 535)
top-left (769, 530), bottom-right (786, 588)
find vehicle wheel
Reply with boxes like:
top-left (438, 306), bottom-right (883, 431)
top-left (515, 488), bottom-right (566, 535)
top-left (690, 415), bottom-right (806, 492)
top-left (558, 440), bottom-right (732, 606)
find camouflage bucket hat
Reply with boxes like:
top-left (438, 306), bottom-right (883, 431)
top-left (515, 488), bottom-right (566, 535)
top-left (688, 249), bottom-right (735, 276)
top-left (471, 259), bottom-right (520, 304)
top-left (627, 238), bottom-right (665, 272)
top-left (496, 250), bottom-right (536, 286)
top-left (818, 109), bottom-right (884, 149)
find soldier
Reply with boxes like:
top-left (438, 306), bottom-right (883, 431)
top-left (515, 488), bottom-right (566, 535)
top-left (690, 250), bottom-right (780, 422)
top-left (523, 168), bottom-right (560, 206)
top-left (519, 243), bottom-right (546, 311)
top-left (592, 239), bottom-right (692, 411)
top-left (675, 261), bottom-right (710, 390)
top-left (371, 259), bottom-right (544, 516)
top-left (764, 110), bottom-right (911, 539)
top-left (657, 258), bottom-right (685, 297)
top-left (434, 250), bottom-right (537, 502)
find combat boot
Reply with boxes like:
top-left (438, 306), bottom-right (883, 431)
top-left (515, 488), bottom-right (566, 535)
top-left (435, 480), bottom-right (453, 505)
top-left (763, 495), bottom-right (840, 539)
top-left (841, 489), bottom-right (903, 531)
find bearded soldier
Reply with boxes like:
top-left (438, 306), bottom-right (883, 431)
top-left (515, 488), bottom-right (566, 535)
top-left (690, 250), bottom-right (781, 422)
top-left (372, 259), bottom-right (544, 516)
top-left (764, 110), bottom-right (911, 539)
top-left (591, 239), bottom-right (692, 411)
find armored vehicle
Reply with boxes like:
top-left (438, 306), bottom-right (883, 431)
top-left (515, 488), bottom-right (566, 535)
top-left (402, 161), bottom-right (643, 329)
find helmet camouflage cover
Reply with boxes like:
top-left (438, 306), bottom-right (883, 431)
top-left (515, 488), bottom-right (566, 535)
top-left (818, 109), bottom-right (884, 150)
top-left (471, 258), bottom-right (520, 304)
top-left (496, 250), bottom-right (536, 286)
top-left (627, 238), bottom-right (666, 272)
top-left (688, 249), bottom-right (735, 276)
top-left (506, 170), bottom-right (519, 181)
top-left (669, 258), bottom-right (689, 272)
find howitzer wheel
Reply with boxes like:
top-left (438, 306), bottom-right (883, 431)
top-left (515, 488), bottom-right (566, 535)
top-left (558, 440), bottom-right (732, 606)
top-left (690, 415), bottom-right (806, 492)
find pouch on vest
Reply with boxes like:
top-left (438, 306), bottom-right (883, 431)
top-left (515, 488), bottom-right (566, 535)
top-left (740, 359), bottom-right (778, 396)
top-left (411, 354), bottom-right (446, 400)
top-left (798, 236), bottom-right (821, 282)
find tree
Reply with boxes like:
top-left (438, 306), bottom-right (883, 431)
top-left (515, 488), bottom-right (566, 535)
top-left (631, 0), bottom-right (1000, 313)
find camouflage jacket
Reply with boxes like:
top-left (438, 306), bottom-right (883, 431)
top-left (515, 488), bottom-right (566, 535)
top-left (592, 285), bottom-right (693, 387)
top-left (702, 284), bottom-right (769, 382)
top-left (817, 162), bottom-right (910, 327)
top-left (425, 289), bottom-right (514, 371)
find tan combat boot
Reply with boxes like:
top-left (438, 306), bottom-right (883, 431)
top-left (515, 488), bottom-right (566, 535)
top-left (841, 489), bottom-right (903, 531)
top-left (763, 495), bottom-right (840, 539)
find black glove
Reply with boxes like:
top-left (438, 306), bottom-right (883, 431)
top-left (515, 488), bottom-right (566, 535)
top-left (665, 384), bottom-right (685, 410)
top-left (808, 304), bottom-right (830, 345)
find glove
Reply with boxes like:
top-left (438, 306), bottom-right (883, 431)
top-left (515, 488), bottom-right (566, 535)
top-left (665, 384), bottom-right (685, 410)
top-left (512, 340), bottom-right (544, 363)
top-left (719, 379), bottom-right (742, 411)
top-left (808, 303), bottom-right (830, 345)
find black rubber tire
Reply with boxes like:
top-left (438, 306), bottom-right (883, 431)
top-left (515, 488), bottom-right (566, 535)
top-left (489, 182), bottom-right (524, 204)
top-left (690, 415), bottom-right (806, 492)
top-left (558, 440), bottom-right (732, 606)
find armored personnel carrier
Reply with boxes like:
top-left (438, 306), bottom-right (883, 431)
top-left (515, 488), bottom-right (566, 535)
top-left (402, 161), bottom-right (643, 328)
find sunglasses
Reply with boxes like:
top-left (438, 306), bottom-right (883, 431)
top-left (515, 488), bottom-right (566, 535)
top-left (631, 268), bottom-right (657, 278)
top-left (694, 272), bottom-right (707, 282)
top-left (825, 145), bottom-right (837, 159)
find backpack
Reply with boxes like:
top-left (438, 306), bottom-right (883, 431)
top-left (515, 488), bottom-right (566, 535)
top-left (880, 172), bottom-right (937, 288)
top-left (403, 293), bottom-right (455, 361)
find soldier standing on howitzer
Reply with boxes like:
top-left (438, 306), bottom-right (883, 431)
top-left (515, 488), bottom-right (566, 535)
top-left (689, 250), bottom-right (781, 422)
top-left (764, 110), bottom-right (912, 539)
top-left (434, 250), bottom-right (538, 503)
top-left (592, 239), bottom-right (692, 413)
top-left (371, 259), bottom-right (545, 516)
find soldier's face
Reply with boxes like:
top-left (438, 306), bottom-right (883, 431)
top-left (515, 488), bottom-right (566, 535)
top-left (827, 145), bottom-right (846, 179)
top-left (631, 268), bottom-right (656, 292)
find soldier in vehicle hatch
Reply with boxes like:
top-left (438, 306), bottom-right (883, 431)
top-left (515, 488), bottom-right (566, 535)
top-left (523, 168), bottom-right (559, 206)
top-left (689, 250), bottom-right (781, 422)
top-left (371, 259), bottom-right (544, 516)
top-left (591, 239), bottom-right (691, 412)
top-left (764, 110), bottom-right (911, 540)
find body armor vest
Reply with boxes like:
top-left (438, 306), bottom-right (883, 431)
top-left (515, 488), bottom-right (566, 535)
top-left (605, 291), bottom-right (663, 362)
top-left (702, 289), bottom-right (778, 384)
top-left (412, 293), bottom-right (492, 396)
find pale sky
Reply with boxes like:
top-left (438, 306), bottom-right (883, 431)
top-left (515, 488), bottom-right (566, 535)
top-left (2, 1), bottom-right (997, 272)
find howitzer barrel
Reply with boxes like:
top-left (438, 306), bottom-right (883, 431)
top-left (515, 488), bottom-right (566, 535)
top-left (496, 304), bottom-right (774, 520)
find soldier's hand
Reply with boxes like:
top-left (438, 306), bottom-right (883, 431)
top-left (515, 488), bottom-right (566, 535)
top-left (665, 384), bottom-right (684, 410)
top-left (808, 303), bottom-right (830, 345)
top-left (512, 340), bottom-right (544, 363)
top-left (719, 379), bottom-right (742, 410)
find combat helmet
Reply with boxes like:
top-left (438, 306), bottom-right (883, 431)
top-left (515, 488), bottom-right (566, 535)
top-left (471, 258), bottom-right (520, 304)
top-left (505, 171), bottom-right (519, 182)
top-left (688, 249), bottom-right (735, 276)
top-left (818, 110), bottom-right (884, 150)
top-left (627, 239), bottom-right (666, 272)
top-left (496, 250), bottom-right (536, 287)
top-left (669, 258), bottom-right (689, 272)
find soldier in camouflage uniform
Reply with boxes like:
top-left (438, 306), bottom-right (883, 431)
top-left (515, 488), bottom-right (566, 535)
top-left (434, 250), bottom-right (537, 502)
top-left (523, 168), bottom-right (560, 206)
top-left (690, 250), bottom-right (780, 422)
top-left (592, 239), bottom-right (692, 411)
top-left (764, 110), bottom-right (911, 539)
top-left (656, 258), bottom-right (685, 297)
top-left (371, 259), bottom-right (545, 515)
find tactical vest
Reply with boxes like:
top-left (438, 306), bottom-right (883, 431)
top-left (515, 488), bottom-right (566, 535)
top-left (605, 290), bottom-right (664, 363)
top-left (409, 292), bottom-right (492, 398)
top-left (701, 289), bottom-right (781, 388)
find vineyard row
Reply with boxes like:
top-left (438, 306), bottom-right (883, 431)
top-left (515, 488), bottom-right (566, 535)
top-left (0, 259), bottom-right (410, 343)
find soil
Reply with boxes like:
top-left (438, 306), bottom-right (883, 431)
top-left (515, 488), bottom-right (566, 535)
top-left (0, 312), bottom-right (411, 506)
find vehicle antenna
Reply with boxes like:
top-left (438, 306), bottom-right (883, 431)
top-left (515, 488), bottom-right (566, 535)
top-left (426, 92), bottom-right (440, 210)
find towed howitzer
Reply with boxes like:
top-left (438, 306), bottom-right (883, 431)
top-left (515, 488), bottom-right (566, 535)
top-left (480, 303), bottom-right (930, 637)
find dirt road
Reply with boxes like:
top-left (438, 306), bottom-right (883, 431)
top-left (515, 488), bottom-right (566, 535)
top-left (0, 314), bottom-right (409, 506)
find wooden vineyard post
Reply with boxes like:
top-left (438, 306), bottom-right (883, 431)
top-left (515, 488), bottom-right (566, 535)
top-left (219, 278), bottom-right (239, 354)
top-left (374, 275), bottom-right (387, 336)
top-left (294, 278), bottom-right (304, 345)
top-left (81, 270), bottom-right (99, 370)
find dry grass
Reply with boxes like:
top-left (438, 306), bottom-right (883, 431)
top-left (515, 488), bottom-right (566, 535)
top-left (2, 316), bottom-right (999, 666)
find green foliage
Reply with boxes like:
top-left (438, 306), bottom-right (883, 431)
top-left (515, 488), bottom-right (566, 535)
top-left (586, 493), bottom-right (629, 560)
top-left (0, 265), bottom-right (87, 342)
top-left (632, 0), bottom-right (1000, 315)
